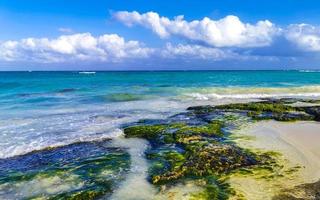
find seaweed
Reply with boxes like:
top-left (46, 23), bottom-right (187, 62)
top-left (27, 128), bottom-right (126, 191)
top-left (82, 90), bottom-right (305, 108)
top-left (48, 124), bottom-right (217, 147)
top-left (122, 98), bottom-right (320, 199)
top-left (0, 141), bottom-right (130, 200)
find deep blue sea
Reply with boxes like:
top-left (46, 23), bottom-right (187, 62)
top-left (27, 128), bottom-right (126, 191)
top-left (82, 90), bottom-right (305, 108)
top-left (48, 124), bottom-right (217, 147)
top-left (1, 70), bottom-right (320, 158)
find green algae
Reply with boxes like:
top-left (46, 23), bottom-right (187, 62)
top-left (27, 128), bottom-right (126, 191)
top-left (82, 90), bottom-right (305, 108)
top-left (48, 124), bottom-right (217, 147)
top-left (0, 142), bottom-right (130, 200)
top-left (123, 121), bottom-right (224, 145)
top-left (164, 151), bottom-right (186, 170)
top-left (215, 102), bottom-right (298, 113)
top-left (175, 121), bottom-right (224, 137)
top-left (17, 98), bottom-right (320, 200)
top-left (123, 102), bottom-right (290, 198)
top-left (190, 177), bottom-right (232, 200)
top-left (121, 98), bottom-right (320, 199)
top-left (124, 99), bottom-right (320, 199)
top-left (189, 99), bottom-right (320, 122)
top-left (149, 142), bottom-right (259, 185)
top-left (188, 101), bottom-right (299, 115)
top-left (123, 120), bottom-right (239, 189)
top-left (123, 124), bottom-right (167, 140)
top-left (228, 134), bottom-right (256, 141)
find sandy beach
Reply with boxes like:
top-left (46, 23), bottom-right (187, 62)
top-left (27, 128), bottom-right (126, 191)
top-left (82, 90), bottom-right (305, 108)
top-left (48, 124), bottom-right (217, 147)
top-left (229, 120), bottom-right (320, 199)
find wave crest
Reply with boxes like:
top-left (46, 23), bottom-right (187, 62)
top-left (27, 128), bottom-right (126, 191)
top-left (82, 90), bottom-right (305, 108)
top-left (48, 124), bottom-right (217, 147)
top-left (182, 86), bottom-right (320, 100)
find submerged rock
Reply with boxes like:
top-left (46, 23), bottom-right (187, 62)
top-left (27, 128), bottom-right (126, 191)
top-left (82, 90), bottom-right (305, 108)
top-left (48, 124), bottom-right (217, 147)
top-left (123, 109), bottom-right (264, 199)
top-left (123, 121), bottom-right (224, 146)
top-left (57, 88), bottom-right (77, 93)
top-left (123, 98), bottom-right (320, 199)
top-left (4, 98), bottom-right (320, 199)
top-left (188, 99), bottom-right (320, 122)
top-left (0, 140), bottom-right (130, 200)
top-left (151, 143), bottom-right (258, 184)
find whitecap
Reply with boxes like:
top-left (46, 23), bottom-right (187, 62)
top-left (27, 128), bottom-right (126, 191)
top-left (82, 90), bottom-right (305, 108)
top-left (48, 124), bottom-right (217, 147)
top-left (79, 71), bottom-right (96, 74)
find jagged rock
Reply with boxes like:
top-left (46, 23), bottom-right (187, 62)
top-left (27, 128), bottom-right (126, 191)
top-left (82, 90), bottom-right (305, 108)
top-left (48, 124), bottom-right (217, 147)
top-left (151, 143), bottom-right (258, 184)
top-left (302, 106), bottom-right (320, 121)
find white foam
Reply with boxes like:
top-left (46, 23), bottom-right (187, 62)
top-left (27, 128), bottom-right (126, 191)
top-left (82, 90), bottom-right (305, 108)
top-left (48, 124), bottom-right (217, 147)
top-left (109, 138), bottom-right (157, 200)
top-left (79, 71), bottom-right (96, 74)
top-left (3, 85), bottom-right (320, 158)
top-left (181, 85), bottom-right (320, 101)
top-left (299, 70), bottom-right (320, 73)
top-left (185, 92), bottom-right (320, 100)
top-left (0, 174), bottom-right (84, 199)
top-left (0, 98), bottom-right (187, 158)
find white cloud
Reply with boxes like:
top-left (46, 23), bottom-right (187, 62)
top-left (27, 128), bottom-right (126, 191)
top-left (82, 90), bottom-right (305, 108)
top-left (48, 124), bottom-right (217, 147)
top-left (162, 43), bottom-right (236, 60)
top-left (0, 33), bottom-right (278, 64)
top-left (114, 11), bottom-right (279, 48)
top-left (0, 33), bottom-right (153, 63)
top-left (286, 24), bottom-right (320, 52)
top-left (161, 43), bottom-right (280, 62)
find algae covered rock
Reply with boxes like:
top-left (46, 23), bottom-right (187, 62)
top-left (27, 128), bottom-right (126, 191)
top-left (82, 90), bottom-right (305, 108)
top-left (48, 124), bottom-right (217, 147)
top-left (214, 102), bottom-right (298, 113)
top-left (123, 121), bottom-right (224, 145)
top-left (123, 124), bottom-right (167, 140)
top-left (123, 98), bottom-right (320, 199)
top-left (175, 121), bottom-right (224, 137)
top-left (0, 141), bottom-right (130, 200)
top-left (185, 144), bottom-right (257, 175)
top-left (302, 106), bottom-right (320, 121)
top-left (248, 111), bottom-right (314, 121)
top-left (188, 99), bottom-right (319, 122)
top-left (151, 143), bottom-right (258, 184)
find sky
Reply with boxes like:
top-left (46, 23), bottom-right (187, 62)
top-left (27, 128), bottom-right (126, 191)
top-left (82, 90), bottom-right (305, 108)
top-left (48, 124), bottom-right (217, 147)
top-left (1, 0), bottom-right (320, 70)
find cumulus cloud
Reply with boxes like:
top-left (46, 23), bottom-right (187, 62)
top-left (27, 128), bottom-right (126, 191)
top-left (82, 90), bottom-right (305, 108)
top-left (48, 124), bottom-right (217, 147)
top-left (0, 33), bottom-right (153, 63)
top-left (286, 24), bottom-right (320, 52)
top-left (113, 11), bottom-right (279, 48)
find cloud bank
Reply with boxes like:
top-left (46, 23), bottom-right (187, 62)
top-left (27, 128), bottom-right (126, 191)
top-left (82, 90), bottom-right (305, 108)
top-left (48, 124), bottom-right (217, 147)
top-left (162, 43), bottom-right (237, 60)
top-left (1, 11), bottom-right (320, 68)
top-left (0, 33), bottom-right (153, 63)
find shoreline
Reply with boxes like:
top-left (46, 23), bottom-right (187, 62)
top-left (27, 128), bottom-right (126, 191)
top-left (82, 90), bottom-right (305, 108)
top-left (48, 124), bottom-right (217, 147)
top-left (229, 120), bottom-right (320, 199)
top-left (2, 98), bottom-right (320, 199)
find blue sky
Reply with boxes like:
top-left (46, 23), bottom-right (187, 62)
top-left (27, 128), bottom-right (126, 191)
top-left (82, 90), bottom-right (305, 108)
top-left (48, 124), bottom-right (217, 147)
top-left (1, 0), bottom-right (320, 70)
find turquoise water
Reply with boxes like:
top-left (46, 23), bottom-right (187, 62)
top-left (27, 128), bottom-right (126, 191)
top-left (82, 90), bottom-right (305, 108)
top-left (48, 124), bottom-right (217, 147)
top-left (1, 70), bottom-right (320, 199)
top-left (1, 70), bottom-right (320, 158)
top-left (2, 70), bottom-right (320, 110)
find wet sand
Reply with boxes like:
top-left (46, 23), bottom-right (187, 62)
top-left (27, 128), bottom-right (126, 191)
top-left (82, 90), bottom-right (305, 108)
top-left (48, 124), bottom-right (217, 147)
top-left (229, 120), bottom-right (320, 200)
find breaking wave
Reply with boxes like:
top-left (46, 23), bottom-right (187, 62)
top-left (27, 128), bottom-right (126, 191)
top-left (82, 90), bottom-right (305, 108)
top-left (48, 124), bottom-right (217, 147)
top-left (182, 86), bottom-right (320, 100)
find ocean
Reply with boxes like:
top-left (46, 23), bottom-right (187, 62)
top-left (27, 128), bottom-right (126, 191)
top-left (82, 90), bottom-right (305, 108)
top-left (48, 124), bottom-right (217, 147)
top-left (1, 70), bottom-right (320, 199)
top-left (1, 70), bottom-right (320, 158)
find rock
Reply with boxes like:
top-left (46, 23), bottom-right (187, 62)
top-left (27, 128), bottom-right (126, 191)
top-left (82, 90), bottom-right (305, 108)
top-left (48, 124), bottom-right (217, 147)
top-left (302, 106), bottom-right (320, 121)
top-left (0, 141), bottom-right (130, 199)
top-left (151, 143), bottom-right (258, 184)
top-left (123, 98), bottom-right (320, 199)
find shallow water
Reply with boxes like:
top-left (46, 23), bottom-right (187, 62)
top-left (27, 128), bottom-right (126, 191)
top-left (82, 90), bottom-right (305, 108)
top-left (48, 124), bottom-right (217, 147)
top-left (1, 71), bottom-right (320, 199)
top-left (2, 71), bottom-right (320, 158)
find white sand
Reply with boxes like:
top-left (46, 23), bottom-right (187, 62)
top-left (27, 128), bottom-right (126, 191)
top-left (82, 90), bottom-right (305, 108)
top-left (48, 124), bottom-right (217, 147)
top-left (250, 121), bottom-right (320, 181)
top-left (228, 120), bottom-right (320, 200)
